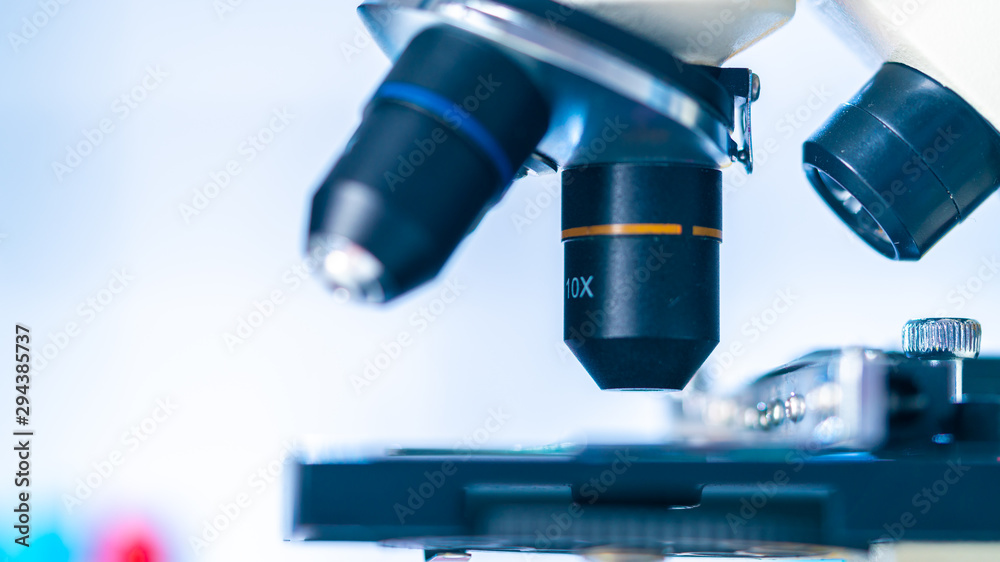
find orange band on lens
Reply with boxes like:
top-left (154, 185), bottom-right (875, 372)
top-left (692, 226), bottom-right (723, 240)
top-left (561, 224), bottom-right (723, 241)
top-left (561, 223), bottom-right (683, 240)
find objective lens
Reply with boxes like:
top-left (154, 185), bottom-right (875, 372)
top-left (308, 27), bottom-right (550, 302)
top-left (562, 164), bottom-right (722, 391)
top-left (309, 234), bottom-right (386, 303)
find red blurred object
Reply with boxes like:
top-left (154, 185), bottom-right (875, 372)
top-left (125, 544), bottom-right (150, 562)
top-left (95, 519), bottom-right (164, 562)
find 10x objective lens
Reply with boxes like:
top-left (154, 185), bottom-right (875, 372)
top-left (563, 164), bottom-right (722, 391)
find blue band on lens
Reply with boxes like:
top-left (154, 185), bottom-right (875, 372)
top-left (375, 82), bottom-right (515, 183)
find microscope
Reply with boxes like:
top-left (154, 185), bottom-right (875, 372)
top-left (305, 0), bottom-right (787, 391)
top-left (293, 0), bottom-right (1000, 559)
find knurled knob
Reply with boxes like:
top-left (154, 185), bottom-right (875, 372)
top-left (902, 318), bottom-right (981, 360)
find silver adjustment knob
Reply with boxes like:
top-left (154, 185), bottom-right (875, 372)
top-left (902, 318), bottom-right (981, 360)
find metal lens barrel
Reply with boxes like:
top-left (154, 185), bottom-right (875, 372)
top-left (562, 164), bottom-right (722, 390)
top-left (308, 27), bottom-right (550, 302)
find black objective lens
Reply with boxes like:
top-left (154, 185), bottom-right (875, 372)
top-left (308, 27), bottom-right (550, 301)
top-left (562, 164), bottom-right (722, 391)
top-left (804, 63), bottom-right (1000, 260)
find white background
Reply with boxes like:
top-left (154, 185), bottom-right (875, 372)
top-left (1, 0), bottom-right (998, 560)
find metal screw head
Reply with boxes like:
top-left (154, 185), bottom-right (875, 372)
top-left (765, 399), bottom-right (786, 427)
top-left (785, 394), bottom-right (807, 422)
top-left (902, 318), bottom-right (981, 360)
top-left (750, 73), bottom-right (761, 102)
